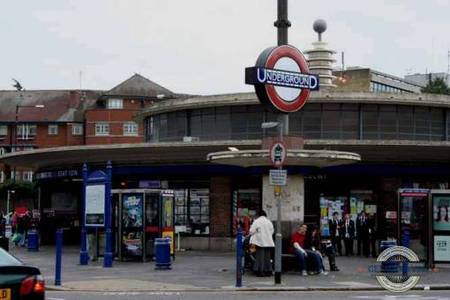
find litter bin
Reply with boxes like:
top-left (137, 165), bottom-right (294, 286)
top-left (0, 236), bottom-right (9, 252)
top-left (27, 230), bottom-right (39, 252)
top-left (380, 240), bottom-right (397, 273)
top-left (154, 238), bottom-right (171, 270)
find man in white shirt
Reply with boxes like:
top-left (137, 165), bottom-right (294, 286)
top-left (249, 210), bottom-right (274, 277)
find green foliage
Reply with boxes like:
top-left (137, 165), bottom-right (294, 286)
top-left (0, 180), bottom-right (36, 199)
top-left (421, 77), bottom-right (450, 95)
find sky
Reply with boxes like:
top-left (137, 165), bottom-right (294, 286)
top-left (1, 0), bottom-right (449, 95)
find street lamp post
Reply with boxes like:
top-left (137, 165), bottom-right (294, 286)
top-left (261, 121), bottom-right (283, 284)
top-left (6, 190), bottom-right (15, 223)
top-left (274, 0), bottom-right (290, 136)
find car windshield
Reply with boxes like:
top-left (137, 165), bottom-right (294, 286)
top-left (0, 248), bottom-right (22, 266)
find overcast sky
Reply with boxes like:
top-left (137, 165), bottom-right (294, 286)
top-left (1, 0), bottom-right (449, 95)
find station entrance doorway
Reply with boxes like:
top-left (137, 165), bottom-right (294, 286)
top-left (398, 189), bottom-right (429, 261)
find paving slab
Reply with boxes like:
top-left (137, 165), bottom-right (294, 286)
top-left (8, 245), bottom-right (450, 292)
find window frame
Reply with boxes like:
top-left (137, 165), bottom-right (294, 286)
top-left (17, 124), bottom-right (37, 139)
top-left (123, 122), bottom-right (138, 136)
top-left (72, 124), bottom-right (83, 136)
top-left (107, 98), bottom-right (123, 109)
top-left (48, 124), bottom-right (59, 135)
top-left (95, 122), bottom-right (110, 136)
top-left (0, 125), bottom-right (7, 137)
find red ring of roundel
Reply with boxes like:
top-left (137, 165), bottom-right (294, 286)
top-left (265, 45), bottom-right (310, 113)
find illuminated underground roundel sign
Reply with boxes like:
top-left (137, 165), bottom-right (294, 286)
top-left (245, 45), bottom-right (319, 113)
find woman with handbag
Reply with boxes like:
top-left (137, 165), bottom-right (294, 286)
top-left (249, 210), bottom-right (274, 277)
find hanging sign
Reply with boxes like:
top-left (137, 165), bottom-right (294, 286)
top-left (269, 169), bottom-right (287, 186)
top-left (245, 45), bottom-right (319, 113)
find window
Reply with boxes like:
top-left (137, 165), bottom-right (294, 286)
top-left (123, 122), bottom-right (138, 136)
top-left (0, 125), bottom-right (7, 137)
top-left (189, 189), bottom-right (210, 235)
top-left (48, 124), bottom-right (58, 135)
top-left (17, 124), bottom-right (36, 139)
top-left (174, 188), bottom-right (210, 235)
top-left (72, 124), bottom-right (83, 135)
top-left (107, 98), bottom-right (123, 109)
top-left (22, 171), bottom-right (33, 182)
top-left (95, 123), bottom-right (109, 136)
top-left (175, 189), bottom-right (189, 226)
top-left (10, 171), bottom-right (20, 180)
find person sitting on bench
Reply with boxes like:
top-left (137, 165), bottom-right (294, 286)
top-left (308, 225), bottom-right (339, 272)
top-left (290, 224), bottom-right (325, 276)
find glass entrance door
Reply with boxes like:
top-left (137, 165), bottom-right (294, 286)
top-left (144, 192), bottom-right (160, 259)
top-left (399, 189), bottom-right (429, 260)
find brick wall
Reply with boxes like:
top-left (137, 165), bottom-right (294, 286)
top-left (209, 176), bottom-right (232, 237)
top-left (85, 107), bottom-right (144, 145)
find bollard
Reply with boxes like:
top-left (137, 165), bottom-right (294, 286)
top-left (401, 229), bottom-right (410, 275)
top-left (236, 227), bottom-right (243, 288)
top-left (103, 228), bottom-right (113, 268)
top-left (55, 229), bottom-right (63, 286)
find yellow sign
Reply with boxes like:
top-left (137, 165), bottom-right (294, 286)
top-left (0, 289), bottom-right (11, 300)
top-left (274, 185), bottom-right (282, 196)
top-left (162, 231), bottom-right (174, 255)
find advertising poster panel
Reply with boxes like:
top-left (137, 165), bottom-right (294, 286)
top-left (433, 194), bottom-right (450, 231)
top-left (122, 194), bottom-right (144, 257)
top-left (434, 236), bottom-right (450, 262)
top-left (122, 194), bottom-right (143, 228)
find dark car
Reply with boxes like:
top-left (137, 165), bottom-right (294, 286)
top-left (0, 248), bottom-right (45, 300)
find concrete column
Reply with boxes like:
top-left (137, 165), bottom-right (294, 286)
top-left (262, 174), bottom-right (304, 237)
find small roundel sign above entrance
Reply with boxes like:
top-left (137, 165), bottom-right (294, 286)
top-left (270, 141), bottom-right (287, 168)
top-left (245, 45), bottom-right (319, 113)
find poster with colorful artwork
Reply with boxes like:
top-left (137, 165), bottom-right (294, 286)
top-left (320, 195), bottom-right (329, 236)
top-left (122, 194), bottom-right (143, 228)
top-left (122, 230), bottom-right (143, 257)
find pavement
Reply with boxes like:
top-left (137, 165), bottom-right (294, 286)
top-left (8, 244), bottom-right (450, 293)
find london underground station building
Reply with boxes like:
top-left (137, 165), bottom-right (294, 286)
top-left (1, 41), bottom-right (450, 257)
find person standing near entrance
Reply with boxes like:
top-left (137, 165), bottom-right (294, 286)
top-left (356, 211), bottom-right (369, 257)
top-left (249, 210), bottom-right (274, 277)
top-left (87, 229), bottom-right (98, 262)
top-left (341, 213), bottom-right (355, 256)
top-left (329, 212), bottom-right (342, 256)
top-left (368, 214), bottom-right (377, 257)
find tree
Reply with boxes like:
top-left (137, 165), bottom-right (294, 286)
top-left (421, 77), bottom-right (450, 95)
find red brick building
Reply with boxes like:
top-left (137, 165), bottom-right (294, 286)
top-left (0, 74), bottom-right (178, 183)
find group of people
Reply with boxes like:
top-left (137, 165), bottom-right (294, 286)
top-left (246, 210), bottom-right (340, 277)
top-left (329, 211), bottom-right (377, 257)
top-left (1, 209), bottom-right (34, 247)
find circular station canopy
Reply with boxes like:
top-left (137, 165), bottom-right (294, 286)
top-left (207, 149), bottom-right (361, 168)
